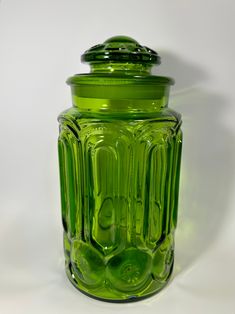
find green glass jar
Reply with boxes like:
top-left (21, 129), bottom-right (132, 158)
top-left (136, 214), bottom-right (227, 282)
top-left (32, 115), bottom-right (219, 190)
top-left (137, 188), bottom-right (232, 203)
top-left (58, 36), bottom-right (182, 302)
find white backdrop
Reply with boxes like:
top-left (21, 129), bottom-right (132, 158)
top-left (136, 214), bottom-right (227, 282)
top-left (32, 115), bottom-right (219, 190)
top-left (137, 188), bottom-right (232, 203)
top-left (1, 1), bottom-right (235, 313)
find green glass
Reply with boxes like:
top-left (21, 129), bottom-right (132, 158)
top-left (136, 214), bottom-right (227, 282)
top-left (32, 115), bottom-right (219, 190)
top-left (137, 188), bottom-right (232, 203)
top-left (57, 36), bottom-right (182, 302)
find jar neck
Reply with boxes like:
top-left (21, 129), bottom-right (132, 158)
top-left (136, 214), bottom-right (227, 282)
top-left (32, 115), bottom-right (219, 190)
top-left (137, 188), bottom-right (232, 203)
top-left (68, 63), bottom-right (172, 114)
top-left (90, 62), bottom-right (152, 75)
top-left (71, 84), bottom-right (170, 114)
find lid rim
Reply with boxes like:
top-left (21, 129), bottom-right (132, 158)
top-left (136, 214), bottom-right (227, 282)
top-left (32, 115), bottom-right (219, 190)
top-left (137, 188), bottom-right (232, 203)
top-left (81, 36), bottom-right (161, 65)
top-left (81, 52), bottom-right (161, 64)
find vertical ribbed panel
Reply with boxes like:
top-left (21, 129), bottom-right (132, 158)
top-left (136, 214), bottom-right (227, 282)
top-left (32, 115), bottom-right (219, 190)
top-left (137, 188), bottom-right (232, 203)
top-left (58, 138), bottom-right (68, 232)
top-left (80, 123), bottom-right (132, 255)
top-left (133, 123), bottom-right (182, 250)
top-left (58, 123), bottom-right (83, 239)
top-left (170, 129), bottom-right (183, 230)
top-left (147, 146), bottom-right (165, 248)
top-left (90, 145), bottom-right (118, 252)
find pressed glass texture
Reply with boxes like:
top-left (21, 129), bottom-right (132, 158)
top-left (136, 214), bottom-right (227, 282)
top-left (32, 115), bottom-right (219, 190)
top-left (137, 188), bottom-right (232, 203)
top-left (58, 36), bottom-right (182, 302)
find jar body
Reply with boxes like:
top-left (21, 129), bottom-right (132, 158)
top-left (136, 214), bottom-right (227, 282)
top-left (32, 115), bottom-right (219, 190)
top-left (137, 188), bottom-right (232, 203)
top-left (58, 103), bottom-right (182, 301)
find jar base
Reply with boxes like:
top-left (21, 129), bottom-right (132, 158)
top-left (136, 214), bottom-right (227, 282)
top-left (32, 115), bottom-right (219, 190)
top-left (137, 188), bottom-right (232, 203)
top-left (65, 261), bottom-right (174, 303)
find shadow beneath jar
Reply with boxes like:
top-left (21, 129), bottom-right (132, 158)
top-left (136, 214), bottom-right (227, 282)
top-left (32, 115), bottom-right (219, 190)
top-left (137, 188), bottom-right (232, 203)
top-left (155, 51), bottom-right (235, 276)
